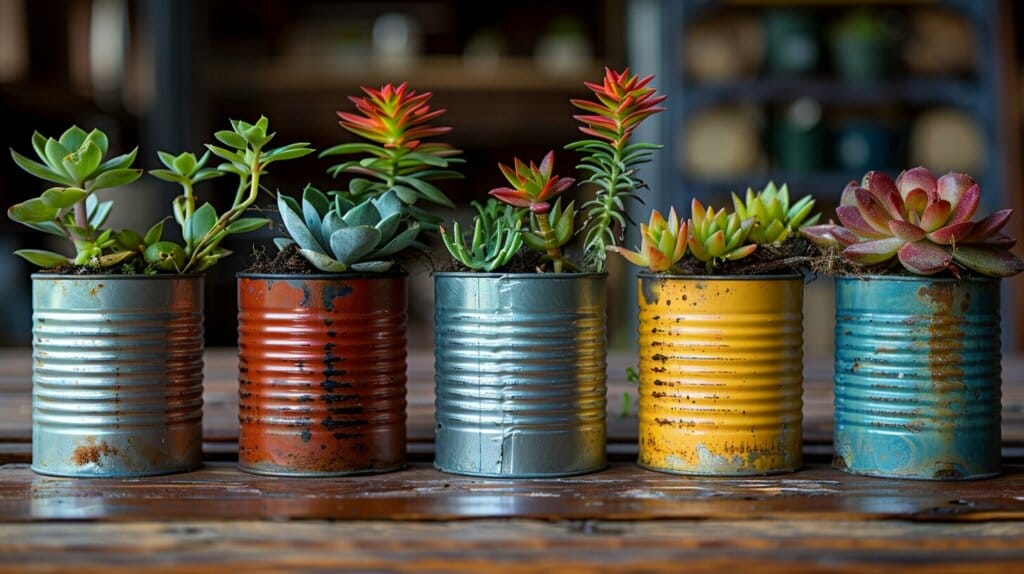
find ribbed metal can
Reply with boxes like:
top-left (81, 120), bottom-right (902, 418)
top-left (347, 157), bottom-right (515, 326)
top-left (237, 273), bottom-right (407, 476)
top-left (31, 274), bottom-right (204, 478)
top-left (834, 276), bottom-right (1001, 480)
top-left (637, 274), bottom-right (804, 476)
top-left (433, 273), bottom-right (607, 478)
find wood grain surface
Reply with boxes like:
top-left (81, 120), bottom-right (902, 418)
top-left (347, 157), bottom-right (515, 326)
top-left (2, 348), bottom-right (1024, 571)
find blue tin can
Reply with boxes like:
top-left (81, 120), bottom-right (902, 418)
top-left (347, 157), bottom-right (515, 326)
top-left (31, 275), bottom-right (204, 477)
top-left (433, 273), bottom-right (607, 478)
top-left (834, 276), bottom-right (1001, 480)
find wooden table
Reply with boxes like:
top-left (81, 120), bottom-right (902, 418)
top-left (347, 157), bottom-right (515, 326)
top-left (2, 349), bottom-right (1024, 572)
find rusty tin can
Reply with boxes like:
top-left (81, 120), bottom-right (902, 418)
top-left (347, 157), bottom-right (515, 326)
top-left (433, 273), bottom-right (607, 478)
top-left (237, 273), bottom-right (407, 476)
top-left (637, 274), bottom-right (804, 476)
top-left (31, 274), bottom-right (204, 477)
top-left (834, 276), bottom-right (1001, 480)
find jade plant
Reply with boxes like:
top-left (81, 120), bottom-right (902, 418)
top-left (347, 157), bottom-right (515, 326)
top-left (440, 68), bottom-right (665, 275)
top-left (320, 82), bottom-right (463, 228)
top-left (802, 168), bottom-right (1023, 277)
top-left (440, 199), bottom-right (524, 272)
top-left (8, 126), bottom-right (143, 267)
top-left (8, 118), bottom-right (313, 273)
top-left (276, 187), bottom-right (419, 272)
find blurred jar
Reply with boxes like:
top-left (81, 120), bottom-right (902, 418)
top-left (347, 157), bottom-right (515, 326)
top-left (684, 13), bottom-right (763, 83)
top-left (373, 12), bottom-right (423, 70)
top-left (682, 106), bottom-right (764, 177)
top-left (830, 10), bottom-right (895, 82)
top-left (763, 10), bottom-right (820, 77)
top-left (535, 17), bottom-right (592, 75)
top-left (834, 121), bottom-right (896, 173)
top-left (903, 8), bottom-right (975, 76)
top-left (773, 98), bottom-right (824, 173)
top-left (910, 108), bottom-right (983, 173)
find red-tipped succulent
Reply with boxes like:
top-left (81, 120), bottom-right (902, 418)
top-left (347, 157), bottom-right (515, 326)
top-left (489, 151), bottom-right (575, 214)
top-left (802, 167), bottom-right (1023, 277)
top-left (571, 67), bottom-right (667, 151)
top-left (338, 82), bottom-right (453, 151)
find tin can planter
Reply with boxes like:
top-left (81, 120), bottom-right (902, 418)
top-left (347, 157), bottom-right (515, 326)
top-left (433, 273), bottom-right (607, 478)
top-left (237, 273), bottom-right (407, 476)
top-left (834, 276), bottom-right (1001, 480)
top-left (637, 274), bottom-right (804, 476)
top-left (32, 274), bottom-right (204, 478)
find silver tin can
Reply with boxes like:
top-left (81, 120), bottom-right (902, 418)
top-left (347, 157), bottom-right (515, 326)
top-left (31, 274), bottom-right (204, 477)
top-left (433, 272), bottom-right (607, 477)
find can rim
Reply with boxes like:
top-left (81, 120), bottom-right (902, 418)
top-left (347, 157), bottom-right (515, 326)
top-left (237, 271), bottom-right (408, 280)
top-left (433, 271), bottom-right (608, 279)
top-left (32, 273), bottom-right (204, 280)
top-left (835, 274), bottom-right (998, 284)
top-left (637, 272), bottom-right (803, 281)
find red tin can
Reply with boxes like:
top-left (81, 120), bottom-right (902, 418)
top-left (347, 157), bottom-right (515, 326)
top-left (237, 273), bottom-right (407, 476)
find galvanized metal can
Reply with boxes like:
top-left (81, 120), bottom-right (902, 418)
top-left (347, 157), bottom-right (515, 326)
top-left (433, 272), bottom-right (607, 477)
top-left (31, 274), bottom-right (204, 478)
top-left (637, 274), bottom-right (804, 476)
top-left (834, 276), bottom-right (1001, 480)
top-left (237, 273), bottom-right (407, 476)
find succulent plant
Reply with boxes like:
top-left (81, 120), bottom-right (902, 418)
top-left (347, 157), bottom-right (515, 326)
top-left (320, 82), bottom-right (463, 227)
top-left (440, 199), bottom-right (524, 272)
top-left (687, 199), bottom-right (757, 272)
top-left (608, 208), bottom-right (688, 272)
top-left (489, 151), bottom-right (576, 272)
top-left (802, 168), bottom-right (1024, 277)
top-left (277, 187), bottom-right (420, 272)
top-left (566, 67), bottom-right (666, 272)
top-left (7, 126), bottom-right (143, 267)
top-left (148, 116), bottom-right (315, 273)
top-left (731, 181), bottom-right (819, 245)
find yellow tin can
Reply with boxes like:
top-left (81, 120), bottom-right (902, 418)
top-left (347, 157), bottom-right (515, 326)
top-left (637, 274), bottom-right (804, 475)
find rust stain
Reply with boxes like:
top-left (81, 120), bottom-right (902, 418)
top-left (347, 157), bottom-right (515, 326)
top-left (71, 437), bottom-right (119, 466)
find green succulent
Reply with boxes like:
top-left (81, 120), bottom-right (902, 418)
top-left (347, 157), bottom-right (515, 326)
top-left (521, 198), bottom-right (577, 272)
top-left (277, 187), bottom-right (420, 272)
top-left (440, 199), bottom-right (525, 271)
top-left (687, 198), bottom-right (757, 272)
top-left (8, 126), bottom-right (142, 268)
top-left (731, 181), bottom-right (820, 245)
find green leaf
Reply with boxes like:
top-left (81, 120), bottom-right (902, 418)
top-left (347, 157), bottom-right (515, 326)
top-left (8, 198), bottom-right (60, 224)
top-left (89, 168), bottom-right (143, 191)
top-left (44, 138), bottom-right (70, 171)
top-left (319, 142), bottom-right (385, 158)
top-left (173, 152), bottom-right (197, 175)
top-left (298, 248), bottom-right (347, 272)
top-left (144, 220), bottom-right (165, 245)
top-left (191, 168), bottom-right (223, 183)
top-left (371, 223), bottom-right (420, 257)
top-left (395, 176), bottom-right (455, 208)
top-left (263, 146), bottom-right (315, 163)
top-left (116, 229), bottom-right (145, 251)
top-left (149, 169), bottom-right (187, 184)
top-left (96, 148), bottom-right (138, 173)
top-left (214, 130), bottom-right (248, 149)
top-left (373, 190), bottom-right (403, 219)
top-left (350, 260), bottom-right (394, 272)
top-left (520, 230), bottom-right (548, 252)
top-left (31, 132), bottom-right (47, 162)
top-left (402, 151), bottom-right (449, 167)
top-left (84, 129), bottom-right (109, 155)
top-left (273, 237), bottom-right (295, 251)
top-left (61, 141), bottom-right (102, 183)
top-left (184, 202), bottom-right (217, 248)
top-left (59, 126), bottom-right (89, 151)
top-left (89, 200), bottom-right (114, 228)
top-left (157, 150), bottom-right (178, 171)
top-left (225, 217), bottom-right (268, 234)
top-left (205, 144), bottom-right (245, 164)
top-left (40, 187), bottom-right (87, 209)
top-left (15, 249), bottom-right (69, 268)
top-left (303, 186), bottom-right (330, 217)
top-left (342, 200), bottom-right (381, 227)
top-left (95, 250), bottom-right (137, 268)
top-left (277, 193), bottom-right (324, 252)
top-left (392, 185), bottom-right (418, 204)
top-left (349, 178), bottom-right (376, 195)
top-left (10, 149), bottom-right (68, 185)
top-left (375, 212), bottom-right (401, 241)
top-left (23, 221), bottom-right (66, 237)
top-left (279, 194), bottom-right (301, 217)
top-left (329, 226), bottom-right (381, 265)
